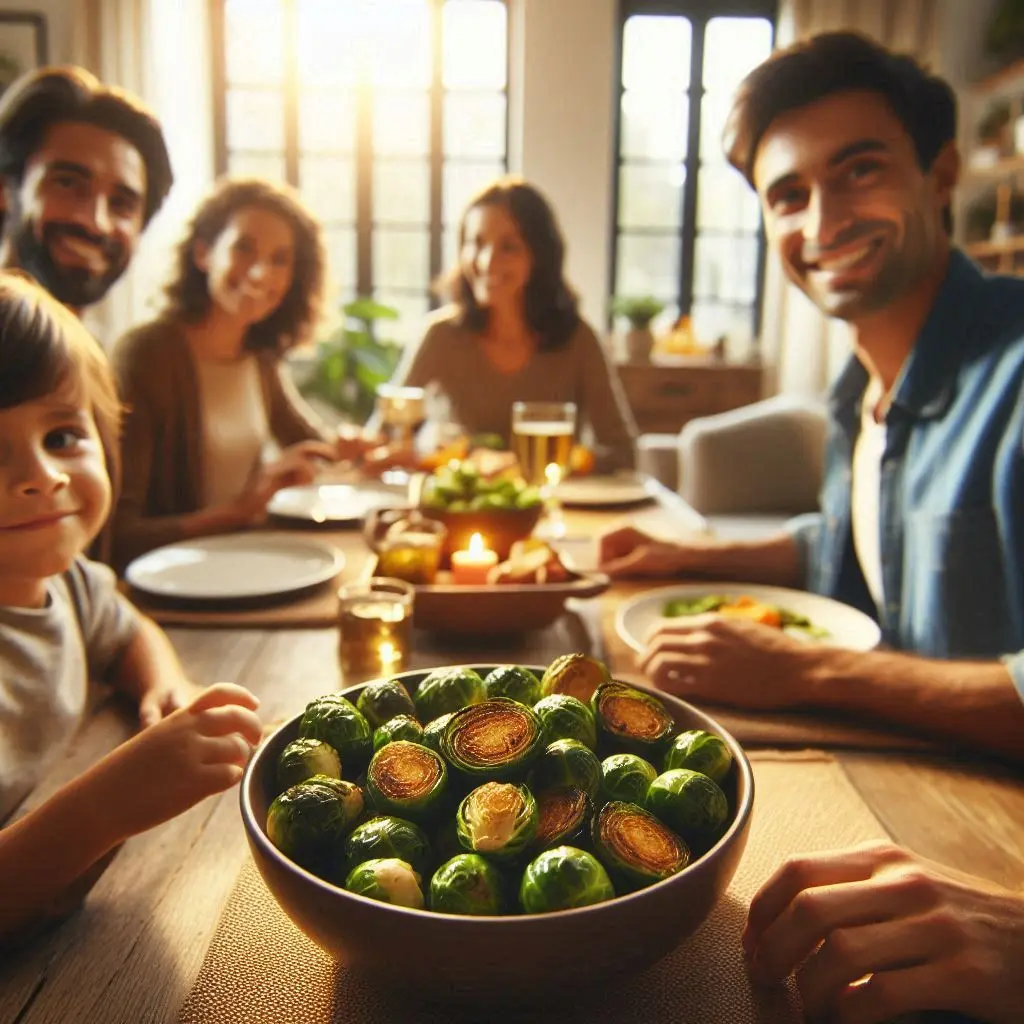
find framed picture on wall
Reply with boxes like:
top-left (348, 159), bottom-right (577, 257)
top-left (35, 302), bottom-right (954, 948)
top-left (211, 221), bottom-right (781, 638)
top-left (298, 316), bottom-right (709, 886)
top-left (0, 12), bottom-right (48, 97)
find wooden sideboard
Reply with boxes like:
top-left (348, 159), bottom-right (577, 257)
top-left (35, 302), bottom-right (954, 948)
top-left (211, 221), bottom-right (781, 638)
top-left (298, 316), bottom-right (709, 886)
top-left (616, 360), bottom-right (764, 435)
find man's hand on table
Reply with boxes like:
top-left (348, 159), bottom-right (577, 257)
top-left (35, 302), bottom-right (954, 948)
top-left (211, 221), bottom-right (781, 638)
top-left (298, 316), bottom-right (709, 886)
top-left (598, 525), bottom-right (715, 578)
top-left (744, 841), bottom-right (1024, 1024)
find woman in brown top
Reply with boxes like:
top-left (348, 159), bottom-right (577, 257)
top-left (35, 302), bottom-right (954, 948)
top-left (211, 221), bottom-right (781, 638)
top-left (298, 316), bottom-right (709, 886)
top-left (383, 177), bottom-right (637, 472)
top-left (110, 178), bottom-right (368, 570)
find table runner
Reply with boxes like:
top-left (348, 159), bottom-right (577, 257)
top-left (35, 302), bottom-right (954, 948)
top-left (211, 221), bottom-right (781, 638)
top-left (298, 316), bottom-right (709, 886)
top-left (178, 752), bottom-right (890, 1024)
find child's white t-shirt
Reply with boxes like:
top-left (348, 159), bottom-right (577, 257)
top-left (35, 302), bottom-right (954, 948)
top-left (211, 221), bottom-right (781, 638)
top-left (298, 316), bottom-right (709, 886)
top-left (0, 557), bottom-right (139, 822)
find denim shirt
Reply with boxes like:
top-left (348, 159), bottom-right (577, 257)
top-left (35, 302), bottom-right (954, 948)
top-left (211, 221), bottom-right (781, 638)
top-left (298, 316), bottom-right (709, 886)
top-left (789, 250), bottom-right (1024, 700)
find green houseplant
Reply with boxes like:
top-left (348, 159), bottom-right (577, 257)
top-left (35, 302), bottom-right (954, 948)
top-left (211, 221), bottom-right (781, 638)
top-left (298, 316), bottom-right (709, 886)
top-left (301, 296), bottom-right (403, 424)
top-left (611, 295), bottom-right (666, 363)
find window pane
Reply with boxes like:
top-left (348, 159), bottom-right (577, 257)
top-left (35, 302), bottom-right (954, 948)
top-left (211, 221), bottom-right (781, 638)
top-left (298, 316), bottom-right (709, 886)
top-left (296, 0), bottom-right (360, 87)
top-left (618, 163), bottom-right (685, 230)
top-left (226, 89), bottom-right (285, 150)
top-left (443, 0), bottom-right (507, 89)
top-left (374, 228), bottom-right (430, 290)
top-left (622, 16), bottom-right (691, 93)
top-left (299, 91), bottom-right (357, 152)
top-left (703, 17), bottom-right (773, 94)
top-left (374, 292), bottom-right (431, 345)
top-left (225, 0), bottom-right (285, 85)
top-left (615, 233), bottom-right (679, 298)
top-left (228, 151), bottom-right (287, 181)
top-left (699, 91), bottom-right (736, 164)
top-left (693, 234), bottom-right (760, 304)
top-left (443, 160), bottom-right (505, 225)
top-left (697, 165), bottom-right (761, 233)
top-left (299, 156), bottom-right (356, 223)
top-left (444, 93), bottom-right (506, 159)
top-left (621, 91), bottom-right (688, 161)
top-left (323, 225), bottom-right (357, 292)
top-left (442, 226), bottom-right (460, 273)
top-left (367, 1), bottom-right (432, 88)
top-left (374, 159), bottom-right (430, 225)
top-left (373, 92), bottom-right (430, 156)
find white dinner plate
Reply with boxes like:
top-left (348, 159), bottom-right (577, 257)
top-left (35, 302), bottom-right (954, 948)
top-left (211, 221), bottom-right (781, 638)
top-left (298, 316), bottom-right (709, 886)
top-left (553, 472), bottom-right (652, 508)
top-left (125, 534), bottom-right (344, 601)
top-left (616, 582), bottom-right (881, 653)
top-left (266, 483), bottom-right (400, 524)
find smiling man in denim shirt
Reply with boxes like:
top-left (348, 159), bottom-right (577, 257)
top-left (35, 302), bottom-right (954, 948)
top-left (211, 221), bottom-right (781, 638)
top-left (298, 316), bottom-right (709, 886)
top-left (598, 32), bottom-right (1024, 763)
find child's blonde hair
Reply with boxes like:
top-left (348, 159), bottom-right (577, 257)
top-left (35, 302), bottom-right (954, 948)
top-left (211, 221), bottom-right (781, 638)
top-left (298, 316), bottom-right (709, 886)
top-left (0, 271), bottom-right (122, 494)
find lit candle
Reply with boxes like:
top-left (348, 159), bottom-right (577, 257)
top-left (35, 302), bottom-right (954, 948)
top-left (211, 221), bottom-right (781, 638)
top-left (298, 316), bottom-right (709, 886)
top-left (450, 532), bottom-right (498, 585)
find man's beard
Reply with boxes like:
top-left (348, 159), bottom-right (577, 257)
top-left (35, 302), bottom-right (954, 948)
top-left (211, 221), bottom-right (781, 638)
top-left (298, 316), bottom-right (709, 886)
top-left (9, 216), bottom-right (130, 309)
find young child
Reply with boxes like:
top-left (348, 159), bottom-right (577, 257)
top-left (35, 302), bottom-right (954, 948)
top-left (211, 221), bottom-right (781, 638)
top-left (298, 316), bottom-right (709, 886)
top-left (0, 271), bottom-right (263, 941)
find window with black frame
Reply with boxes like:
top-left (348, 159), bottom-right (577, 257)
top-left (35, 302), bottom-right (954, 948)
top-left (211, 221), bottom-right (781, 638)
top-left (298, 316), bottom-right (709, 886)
top-left (212, 0), bottom-right (509, 340)
top-left (612, 1), bottom-right (776, 350)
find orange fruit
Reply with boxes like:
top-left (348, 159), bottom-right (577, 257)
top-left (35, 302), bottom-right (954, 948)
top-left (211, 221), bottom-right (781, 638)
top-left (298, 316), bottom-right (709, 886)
top-left (569, 444), bottom-right (595, 476)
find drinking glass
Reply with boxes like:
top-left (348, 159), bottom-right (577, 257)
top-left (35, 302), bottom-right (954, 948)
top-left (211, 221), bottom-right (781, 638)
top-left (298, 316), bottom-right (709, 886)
top-left (337, 577), bottom-right (414, 680)
top-left (375, 384), bottom-right (426, 486)
top-left (511, 401), bottom-right (577, 538)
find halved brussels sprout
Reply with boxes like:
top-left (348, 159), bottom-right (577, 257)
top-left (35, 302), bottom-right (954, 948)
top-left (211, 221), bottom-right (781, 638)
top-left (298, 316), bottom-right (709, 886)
top-left (442, 698), bottom-right (545, 782)
top-left (299, 694), bottom-right (372, 768)
top-left (414, 667), bottom-right (486, 722)
top-left (663, 729), bottom-right (733, 784)
top-left (592, 682), bottom-right (675, 758)
top-left (540, 653), bottom-right (611, 702)
top-left (532, 785), bottom-right (592, 851)
top-left (646, 769), bottom-right (729, 848)
top-left (344, 815), bottom-right (432, 878)
top-left (366, 741), bottom-right (448, 823)
top-left (266, 775), bottom-right (364, 875)
top-left (373, 714), bottom-right (424, 752)
top-left (456, 782), bottom-right (538, 861)
top-left (533, 694), bottom-right (597, 750)
top-left (356, 679), bottom-right (417, 729)
top-left (530, 739), bottom-right (602, 801)
top-left (429, 854), bottom-right (506, 915)
top-left (344, 857), bottom-right (425, 909)
top-left (592, 800), bottom-right (690, 889)
top-left (421, 712), bottom-right (454, 756)
top-left (600, 753), bottom-right (658, 806)
top-left (483, 665), bottom-right (542, 707)
top-left (276, 738), bottom-right (342, 792)
top-left (519, 846), bottom-right (615, 913)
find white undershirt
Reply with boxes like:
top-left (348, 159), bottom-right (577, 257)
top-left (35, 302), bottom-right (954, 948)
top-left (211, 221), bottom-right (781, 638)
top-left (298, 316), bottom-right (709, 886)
top-left (195, 355), bottom-right (271, 508)
top-left (850, 377), bottom-right (887, 609)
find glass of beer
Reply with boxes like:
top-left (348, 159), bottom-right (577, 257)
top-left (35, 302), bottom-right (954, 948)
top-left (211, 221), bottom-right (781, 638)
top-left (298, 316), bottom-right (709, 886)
top-left (511, 401), bottom-right (577, 538)
top-left (337, 577), bottom-right (414, 680)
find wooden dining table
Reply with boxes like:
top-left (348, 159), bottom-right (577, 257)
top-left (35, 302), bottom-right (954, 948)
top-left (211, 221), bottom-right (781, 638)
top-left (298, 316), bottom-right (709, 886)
top-left (2, 484), bottom-right (1023, 1024)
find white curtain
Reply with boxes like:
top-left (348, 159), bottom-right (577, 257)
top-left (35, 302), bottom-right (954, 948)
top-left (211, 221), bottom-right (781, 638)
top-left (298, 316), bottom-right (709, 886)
top-left (762, 0), bottom-right (941, 396)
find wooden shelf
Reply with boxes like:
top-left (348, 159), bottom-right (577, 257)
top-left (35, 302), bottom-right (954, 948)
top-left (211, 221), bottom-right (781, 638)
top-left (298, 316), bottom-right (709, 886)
top-left (965, 237), bottom-right (1024, 258)
top-left (962, 154), bottom-right (1024, 184)
top-left (973, 58), bottom-right (1024, 95)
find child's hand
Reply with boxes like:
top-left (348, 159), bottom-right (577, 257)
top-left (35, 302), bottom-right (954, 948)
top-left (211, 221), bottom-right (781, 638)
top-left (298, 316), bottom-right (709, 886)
top-left (97, 683), bottom-right (263, 840)
top-left (137, 677), bottom-right (204, 728)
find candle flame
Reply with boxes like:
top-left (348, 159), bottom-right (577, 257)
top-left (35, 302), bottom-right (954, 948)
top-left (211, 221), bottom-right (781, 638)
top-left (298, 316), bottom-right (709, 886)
top-left (468, 532), bottom-right (485, 555)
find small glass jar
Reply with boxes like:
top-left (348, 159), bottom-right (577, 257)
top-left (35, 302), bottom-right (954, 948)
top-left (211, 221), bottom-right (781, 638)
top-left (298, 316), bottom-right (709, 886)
top-left (366, 511), bottom-right (447, 585)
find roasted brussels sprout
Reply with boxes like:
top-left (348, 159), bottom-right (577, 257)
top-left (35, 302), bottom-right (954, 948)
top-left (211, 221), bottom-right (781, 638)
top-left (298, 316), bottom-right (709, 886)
top-left (592, 801), bottom-right (690, 889)
top-left (429, 854), bottom-right (506, 915)
top-left (442, 698), bottom-right (545, 782)
top-left (539, 653), bottom-right (611, 702)
top-left (421, 712), bottom-right (454, 755)
top-left (456, 782), bottom-right (538, 861)
top-left (663, 729), bottom-right (733, 784)
top-left (276, 738), bottom-right (342, 792)
top-left (356, 678), bottom-right (417, 729)
top-left (519, 846), bottom-right (615, 913)
top-left (592, 682), bottom-right (675, 757)
top-left (533, 694), bottom-right (597, 750)
top-left (646, 769), bottom-right (729, 848)
top-left (530, 738), bottom-right (602, 801)
top-left (483, 665), bottom-right (542, 707)
top-left (600, 753), bottom-right (658, 806)
top-left (299, 694), bottom-right (372, 768)
top-left (266, 775), bottom-right (364, 874)
top-left (344, 857), bottom-right (425, 909)
top-left (372, 714), bottom-right (424, 752)
top-left (366, 741), bottom-right (448, 822)
top-left (532, 786), bottom-right (592, 851)
top-left (344, 815), bottom-right (432, 878)
top-left (414, 667), bottom-right (486, 722)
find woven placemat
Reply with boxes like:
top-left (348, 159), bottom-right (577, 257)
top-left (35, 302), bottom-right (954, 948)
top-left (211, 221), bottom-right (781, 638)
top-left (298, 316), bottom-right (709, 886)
top-left (179, 752), bottom-right (890, 1024)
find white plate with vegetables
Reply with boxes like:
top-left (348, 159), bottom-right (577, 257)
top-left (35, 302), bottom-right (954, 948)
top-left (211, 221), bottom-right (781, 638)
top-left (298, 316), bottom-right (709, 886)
top-left (615, 583), bottom-right (882, 653)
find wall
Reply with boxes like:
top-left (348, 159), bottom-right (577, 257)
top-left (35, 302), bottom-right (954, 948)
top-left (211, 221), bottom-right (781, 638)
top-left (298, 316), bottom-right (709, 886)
top-left (0, 0), bottom-right (73, 63)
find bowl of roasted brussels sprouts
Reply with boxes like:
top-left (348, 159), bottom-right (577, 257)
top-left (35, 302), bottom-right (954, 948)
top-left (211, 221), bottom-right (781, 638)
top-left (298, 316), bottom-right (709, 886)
top-left (240, 654), bottom-right (754, 1001)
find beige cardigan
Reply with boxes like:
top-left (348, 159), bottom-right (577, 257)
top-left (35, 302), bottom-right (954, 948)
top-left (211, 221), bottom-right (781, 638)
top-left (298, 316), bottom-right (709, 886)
top-left (109, 317), bottom-right (331, 571)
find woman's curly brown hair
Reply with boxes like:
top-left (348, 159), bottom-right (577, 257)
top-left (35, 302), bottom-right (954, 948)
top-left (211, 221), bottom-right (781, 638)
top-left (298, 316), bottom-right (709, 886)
top-left (161, 177), bottom-right (327, 352)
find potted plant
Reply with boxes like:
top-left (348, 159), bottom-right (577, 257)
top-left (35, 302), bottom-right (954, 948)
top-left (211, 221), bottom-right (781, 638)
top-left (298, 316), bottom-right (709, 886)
top-left (986, 0), bottom-right (1024, 65)
top-left (300, 296), bottom-right (403, 424)
top-left (611, 295), bottom-right (665, 362)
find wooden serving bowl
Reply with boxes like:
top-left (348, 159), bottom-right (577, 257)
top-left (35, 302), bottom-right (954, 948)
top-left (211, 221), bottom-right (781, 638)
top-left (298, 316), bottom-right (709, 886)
top-left (418, 504), bottom-right (544, 561)
top-left (240, 669), bottom-right (755, 1002)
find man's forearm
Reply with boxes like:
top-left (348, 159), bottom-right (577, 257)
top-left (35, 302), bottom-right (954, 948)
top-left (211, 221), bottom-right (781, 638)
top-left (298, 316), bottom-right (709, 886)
top-left (675, 532), bottom-right (804, 588)
top-left (805, 648), bottom-right (1024, 760)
